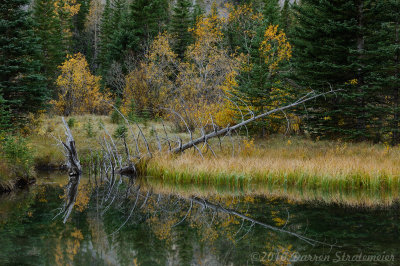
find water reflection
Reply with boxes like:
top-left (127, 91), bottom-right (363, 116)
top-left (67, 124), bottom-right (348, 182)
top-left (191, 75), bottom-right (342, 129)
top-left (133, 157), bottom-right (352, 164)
top-left (0, 173), bottom-right (399, 265)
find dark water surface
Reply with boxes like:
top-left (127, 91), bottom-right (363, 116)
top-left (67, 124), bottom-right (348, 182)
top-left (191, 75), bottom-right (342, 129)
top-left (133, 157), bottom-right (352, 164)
top-left (0, 172), bottom-right (399, 266)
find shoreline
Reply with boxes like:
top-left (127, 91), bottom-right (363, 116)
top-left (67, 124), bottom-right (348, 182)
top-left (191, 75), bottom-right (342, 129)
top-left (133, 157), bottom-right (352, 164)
top-left (1, 115), bottom-right (400, 205)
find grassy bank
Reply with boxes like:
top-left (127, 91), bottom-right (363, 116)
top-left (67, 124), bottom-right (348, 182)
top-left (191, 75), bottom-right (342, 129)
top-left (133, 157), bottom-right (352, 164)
top-left (2, 115), bottom-right (400, 206)
top-left (146, 137), bottom-right (400, 206)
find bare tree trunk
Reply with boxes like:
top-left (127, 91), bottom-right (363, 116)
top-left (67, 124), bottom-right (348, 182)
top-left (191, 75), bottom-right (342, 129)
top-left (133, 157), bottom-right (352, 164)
top-left (57, 117), bottom-right (82, 223)
top-left (356, 0), bottom-right (366, 138)
top-left (392, 21), bottom-right (400, 145)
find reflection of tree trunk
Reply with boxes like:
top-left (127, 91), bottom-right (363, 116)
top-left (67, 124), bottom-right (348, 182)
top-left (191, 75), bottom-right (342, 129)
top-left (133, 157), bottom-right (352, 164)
top-left (62, 174), bottom-right (81, 223)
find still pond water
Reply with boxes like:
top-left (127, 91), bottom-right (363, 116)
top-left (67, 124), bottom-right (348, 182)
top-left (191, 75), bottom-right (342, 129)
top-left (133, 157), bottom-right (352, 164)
top-left (0, 172), bottom-right (399, 265)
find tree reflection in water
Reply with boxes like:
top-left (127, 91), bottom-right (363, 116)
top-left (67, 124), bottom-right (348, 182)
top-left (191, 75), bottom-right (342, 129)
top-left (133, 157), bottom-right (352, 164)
top-left (57, 167), bottom-right (340, 262)
top-left (3, 174), bottom-right (399, 266)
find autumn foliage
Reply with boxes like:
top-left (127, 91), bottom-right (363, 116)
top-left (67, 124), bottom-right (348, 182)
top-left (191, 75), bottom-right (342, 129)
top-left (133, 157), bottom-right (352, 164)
top-left (46, 4), bottom-right (294, 131)
top-left (260, 25), bottom-right (292, 71)
top-left (52, 53), bottom-right (111, 115)
top-left (122, 11), bottom-right (246, 129)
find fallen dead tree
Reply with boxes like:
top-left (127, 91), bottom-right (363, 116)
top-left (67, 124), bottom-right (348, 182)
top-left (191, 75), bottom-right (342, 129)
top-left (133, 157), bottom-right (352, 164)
top-left (117, 89), bottom-right (341, 175)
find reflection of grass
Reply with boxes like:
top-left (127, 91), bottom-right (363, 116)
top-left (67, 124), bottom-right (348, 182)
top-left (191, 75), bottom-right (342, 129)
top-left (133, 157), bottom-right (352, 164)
top-left (146, 137), bottom-right (400, 206)
top-left (143, 175), bottom-right (400, 207)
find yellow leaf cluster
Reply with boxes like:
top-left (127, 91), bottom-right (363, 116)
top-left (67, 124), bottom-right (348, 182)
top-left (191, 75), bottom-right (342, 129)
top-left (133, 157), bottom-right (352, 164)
top-left (55, 0), bottom-right (80, 17)
top-left (345, 78), bottom-right (358, 85)
top-left (226, 3), bottom-right (263, 23)
top-left (260, 25), bottom-right (292, 71)
top-left (52, 53), bottom-right (112, 115)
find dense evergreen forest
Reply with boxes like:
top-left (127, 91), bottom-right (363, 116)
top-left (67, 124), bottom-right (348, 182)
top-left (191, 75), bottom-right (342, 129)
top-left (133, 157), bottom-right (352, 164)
top-left (1, 0), bottom-right (400, 144)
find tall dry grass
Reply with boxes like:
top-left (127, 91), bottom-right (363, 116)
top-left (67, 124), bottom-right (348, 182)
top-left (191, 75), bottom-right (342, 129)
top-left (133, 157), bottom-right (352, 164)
top-left (146, 136), bottom-right (400, 206)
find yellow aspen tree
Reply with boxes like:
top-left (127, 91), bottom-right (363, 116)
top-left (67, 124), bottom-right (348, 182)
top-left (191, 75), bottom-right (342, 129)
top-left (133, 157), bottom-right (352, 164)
top-left (122, 15), bottom-right (245, 128)
top-left (52, 53), bottom-right (111, 115)
top-left (122, 33), bottom-right (176, 117)
top-left (171, 13), bottom-right (243, 128)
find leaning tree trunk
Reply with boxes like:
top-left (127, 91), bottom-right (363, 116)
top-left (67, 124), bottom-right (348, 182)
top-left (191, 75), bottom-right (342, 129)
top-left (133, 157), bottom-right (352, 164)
top-left (170, 90), bottom-right (338, 154)
top-left (117, 89), bottom-right (340, 175)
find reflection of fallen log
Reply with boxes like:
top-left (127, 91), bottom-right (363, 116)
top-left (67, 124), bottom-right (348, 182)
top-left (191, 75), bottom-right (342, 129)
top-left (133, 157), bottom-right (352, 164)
top-left (92, 177), bottom-right (339, 247)
top-left (190, 197), bottom-right (338, 247)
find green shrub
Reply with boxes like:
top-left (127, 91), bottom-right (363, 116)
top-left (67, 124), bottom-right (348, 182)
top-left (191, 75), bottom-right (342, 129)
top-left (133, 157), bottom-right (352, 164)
top-left (84, 118), bottom-right (96, 138)
top-left (113, 124), bottom-right (127, 139)
top-left (0, 135), bottom-right (34, 178)
top-left (98, 119), bottom-right (104, 130)
top-left (67, 117), bottom-right (76, 128)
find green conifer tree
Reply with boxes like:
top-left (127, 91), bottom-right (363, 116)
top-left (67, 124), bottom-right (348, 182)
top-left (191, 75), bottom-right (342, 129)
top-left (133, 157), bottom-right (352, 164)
top-left (0, 94), bottom-right (11, 132)
top-left (365, 0), bottom-right (400, 144)
top-left (280, 0), bottom-right (293, 35)
top-left (192, 3), bottom-right (204, 28)
top-left (98, 0), bottom-right (127, 83)
top-left (32, 0), bottom-right (65, 92)
top-left (170, 0), bottom-right (193, 58)
top-left (98, 0), bottom-right (113, 77)
top-left (263, 0), bottom-right (280, 25)
top-left (233, 4), bottom-right (291, 135)
top-left (124, 0), bottom-right (169, 56)
top-left (0, 0), bottom-right (49, 124)
top-left (291, 0), bottom-right (372, 140)
top-left (72, 0), bottom-right (92, 62)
